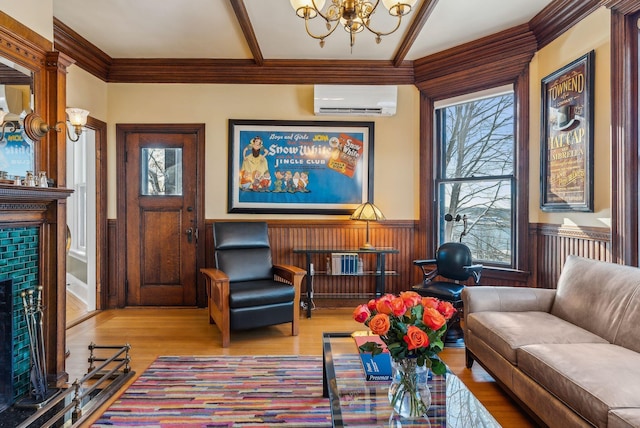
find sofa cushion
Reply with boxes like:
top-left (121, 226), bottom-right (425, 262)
top-left (613, 287), bottom-right (640, 353)
top-left (467, 311), bottom-right (608, 365)
top-left (551, 256), bottom-right (640, 344)
top-left (517, 343), bottom-right (640, 428)
top-left (609, 409), bottom-right (640, 428)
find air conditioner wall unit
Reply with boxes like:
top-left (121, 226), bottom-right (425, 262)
top-left (314, 85), bottom-right (397, 116)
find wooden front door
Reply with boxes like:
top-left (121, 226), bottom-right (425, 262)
top-left (121, 125), bottom-right (203, 306)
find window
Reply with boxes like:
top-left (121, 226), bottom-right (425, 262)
top-left (67, 130), bottom-right (88, 258)
top-left (435, 89), bottom-right (515, 265)
top-left (141, 148), bottom-right (183, 196)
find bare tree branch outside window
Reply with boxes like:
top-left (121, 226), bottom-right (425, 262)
top-left (141, 148), bottom-right (183, 196)
top-left (437, 93), bottom-right (515, 265)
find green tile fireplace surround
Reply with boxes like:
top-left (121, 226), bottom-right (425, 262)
top-left (0, 226), bottom-right (40, 401)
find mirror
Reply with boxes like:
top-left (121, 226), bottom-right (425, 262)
top-left (0, 57), bottom-right (33, 182)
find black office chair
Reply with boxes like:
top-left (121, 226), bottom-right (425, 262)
top-left (412, 242), bottom-right (482, 344)
top-left (200, 222), bottom-right (306, 347)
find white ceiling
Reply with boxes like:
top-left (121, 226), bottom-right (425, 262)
top-left (52, 0), bottom-right (554, 62)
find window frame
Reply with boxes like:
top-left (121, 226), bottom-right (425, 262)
top-left (418, 74), bottom-right (530, 275)
top-left (609, 5), bottom-right (640, 265)
top-left (434, 90), bottom-right (517, 266)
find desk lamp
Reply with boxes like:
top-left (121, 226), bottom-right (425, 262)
top-left (350, 201), bottom-right (385, 249)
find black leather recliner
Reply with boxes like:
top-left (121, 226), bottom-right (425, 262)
top-left (200, 222), bottom-right (306, 347)
top-left (412, 242), bottom-right (482, 343)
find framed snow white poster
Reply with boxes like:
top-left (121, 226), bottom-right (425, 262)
top-left (228, 119), bottom-right (374, 214)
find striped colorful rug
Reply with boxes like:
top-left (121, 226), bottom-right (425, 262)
top-left (91, 355), bottom-right (332, 427)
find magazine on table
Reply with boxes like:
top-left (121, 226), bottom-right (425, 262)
top-left (352, 331), bottom-right (393, 381)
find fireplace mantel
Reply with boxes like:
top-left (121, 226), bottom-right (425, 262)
top-left (0, 184), bottom-right (73, 221)
top-left (0, 184), bottom-right (73, 200)
top-left (0, 184), bottom-right (73, 387)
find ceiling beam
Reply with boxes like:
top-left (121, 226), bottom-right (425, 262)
top-left (0, 63), bottom-right (31, 85)
top-left (393, 0), bottom-right (439, 67)
top-left (107, 58), bottom-right (415, 84)
top-left (52, 0), bottom-right (605, 86)
top-left (229, 0), bottom-right (264, 66)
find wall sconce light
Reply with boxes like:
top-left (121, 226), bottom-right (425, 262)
top-left (350, 201), bottom-right (386, 249)
top-left (0, 110), bottom-right (16, 142)
top-left (23, 107), bottom-right (89, 143)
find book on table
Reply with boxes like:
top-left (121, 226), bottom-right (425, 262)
top-left (352, 332), bottom-right (393, 381)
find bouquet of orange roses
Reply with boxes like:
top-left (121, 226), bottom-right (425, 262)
top-left (352, 291), bottom-right (456, 375)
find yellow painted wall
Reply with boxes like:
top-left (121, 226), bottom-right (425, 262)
top-left (66, 66), bottom-right (108, 120)
top-left (8, 4), bottom-right (613, 227)
top-left (103, 83), bottom-right (421, 220)
top-left (0, 0), bottom-right (53, 42)
top-left (529, 6), bottom-right (611, 228)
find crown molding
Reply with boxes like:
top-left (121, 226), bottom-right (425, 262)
top-left (602, 0), bottom-right (640, 14)
top-left (53, 17), bottom-right (111, 80)
top-left (0, 10), bottom-right (51, 54)
top-left (414, 24), bottom-right (537, 99)
top-left (530, 0), bottom-right (603, 49)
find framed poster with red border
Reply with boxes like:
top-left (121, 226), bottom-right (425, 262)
top-left (540, 50), bottom-right (595, 212)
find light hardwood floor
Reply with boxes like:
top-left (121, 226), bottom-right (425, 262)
top-left (66, 291), bottom-right (94, 328)
top-left (65, 307), bottom-right (537, 427)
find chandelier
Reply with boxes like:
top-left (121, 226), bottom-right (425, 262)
top-left (290, 0), bottom-right (417, 49)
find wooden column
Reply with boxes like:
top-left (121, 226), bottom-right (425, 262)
top-left (41, 52), bottom-right (74, 386)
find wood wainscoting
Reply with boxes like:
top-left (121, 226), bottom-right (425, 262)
top-left (529, 223), bottom-right (612, 289)
top-left (204, 220), bottom-right (420, 305)
top-left (104, 220), bottom-right (613, 308)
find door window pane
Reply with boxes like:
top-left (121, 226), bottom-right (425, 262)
top-left (141, 148), bottom-right (183, 195)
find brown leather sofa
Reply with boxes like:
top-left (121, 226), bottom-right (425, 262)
top-left (463, 256), bottom-right (640, 428)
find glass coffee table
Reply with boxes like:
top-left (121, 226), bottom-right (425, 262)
top-left (322, 332), bottom-right (501, 427)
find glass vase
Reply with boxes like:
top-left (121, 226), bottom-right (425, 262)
top-left (387, 358), bottom-right (431, 419)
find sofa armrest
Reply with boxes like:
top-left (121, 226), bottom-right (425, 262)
top-left (462, 286), bottom-right (556, 317)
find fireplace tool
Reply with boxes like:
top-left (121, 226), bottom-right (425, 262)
top-left (21, 286), bottom-right (47, 402)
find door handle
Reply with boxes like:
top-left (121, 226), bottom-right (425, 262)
top-left (185, 227), bottom-right (193, 244)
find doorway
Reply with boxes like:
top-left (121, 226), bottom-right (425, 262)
top-left (117, 124), bottom-right (205, 307)
top-left (66, 116), bottom-right (107, 327)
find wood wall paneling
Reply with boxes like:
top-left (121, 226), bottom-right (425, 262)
top-left (530, 223), bottom-right (611, 289)
top-left (206, 220), bottom-right (418, 299)
top-left (104, 220), bottom-right (612, 307)
top-left (107, 219), bottom-right (118, 309)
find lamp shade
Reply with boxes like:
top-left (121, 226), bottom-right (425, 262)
top-left (66, 108), bottom-right (89, 127)
top-left (350, 201), bottom-right (386, 222)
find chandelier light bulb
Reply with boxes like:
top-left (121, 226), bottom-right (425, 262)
top-left (292, 0), bottom-right (415, 49)
top-left (290, 0), bottom-right (327, 19)
top-left (381, 0), bottom-right (417, 16)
